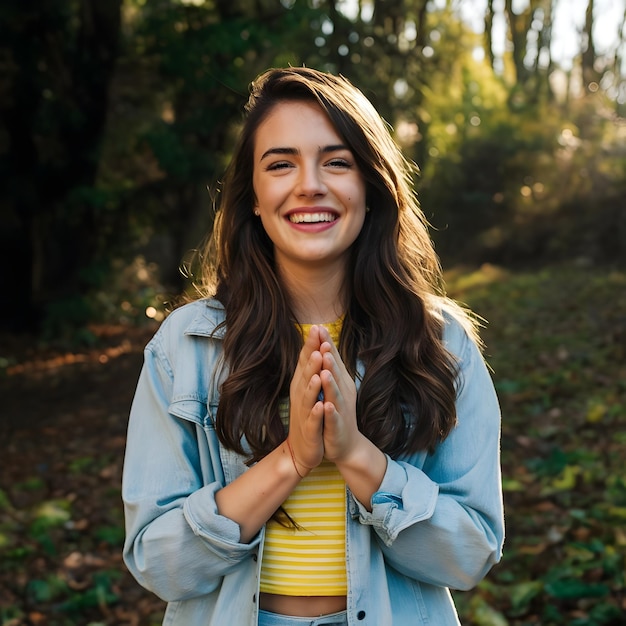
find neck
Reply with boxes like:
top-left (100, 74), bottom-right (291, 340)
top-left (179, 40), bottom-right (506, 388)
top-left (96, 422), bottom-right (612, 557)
top-left (277, 262), bottom-right (346, 324)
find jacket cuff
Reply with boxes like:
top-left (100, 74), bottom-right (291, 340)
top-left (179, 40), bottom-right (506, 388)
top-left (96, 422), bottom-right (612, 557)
top-left (183, 482), bottom-right (262, 560)
top-left (350, 455), bottom-right (439, 546)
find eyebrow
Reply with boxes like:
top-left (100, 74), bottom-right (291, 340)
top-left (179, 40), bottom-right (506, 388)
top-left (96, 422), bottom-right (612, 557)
top-left (259, 144), bottom-right (349, 161)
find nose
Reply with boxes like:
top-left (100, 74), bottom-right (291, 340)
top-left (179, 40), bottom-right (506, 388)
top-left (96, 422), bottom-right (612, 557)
top-left (296, 162), bottom-right (327, 197)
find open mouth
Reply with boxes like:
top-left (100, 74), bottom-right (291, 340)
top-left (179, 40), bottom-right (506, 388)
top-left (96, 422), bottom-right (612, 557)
top-left (288, 212), bottom-right (338, 224)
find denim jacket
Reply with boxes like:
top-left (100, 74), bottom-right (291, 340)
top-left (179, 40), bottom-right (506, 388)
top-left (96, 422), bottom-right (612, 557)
top-left (122, 299), bottom-right (504, 625)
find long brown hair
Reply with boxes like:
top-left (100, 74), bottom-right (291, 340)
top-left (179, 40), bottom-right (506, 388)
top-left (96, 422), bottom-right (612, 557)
top-left (196, 67), bottom-right (480, 463)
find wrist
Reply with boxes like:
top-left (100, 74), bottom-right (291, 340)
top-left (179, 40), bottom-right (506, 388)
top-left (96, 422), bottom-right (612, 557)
top-left (336, 434), bottom-right (383, 471)
top-left (284, 440), bottom-right (312, 479)
top-left (335, 436), bottom-right (387, 510)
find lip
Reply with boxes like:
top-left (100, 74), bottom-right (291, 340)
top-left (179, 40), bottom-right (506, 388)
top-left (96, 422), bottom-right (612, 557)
top-left (284, 207), bottom-right (339, 232)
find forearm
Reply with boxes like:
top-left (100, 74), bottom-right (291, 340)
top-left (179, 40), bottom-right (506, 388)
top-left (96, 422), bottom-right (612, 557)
top-left (376, 491), bottom-right (503, 590)
top-left (334, 434), bottom-right (387, 511)
top-left (124, 489), bottom-right (241, 602)
top-left (352, 454), bottom-right (504, 590)
top-left (215, 441), bottom-right (302, 542)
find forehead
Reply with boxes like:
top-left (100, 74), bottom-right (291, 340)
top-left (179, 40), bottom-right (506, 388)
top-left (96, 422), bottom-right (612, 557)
top-left (253, 100), bottom-right (343, 152)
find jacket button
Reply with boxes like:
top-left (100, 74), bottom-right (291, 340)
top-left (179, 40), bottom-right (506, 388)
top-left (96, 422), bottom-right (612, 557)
top-left (357, 610), bottom-right (366, 620)
top-left (252, 554), bottom-right (258, 562)
top-left (252, 594), bottom-right (256, 603)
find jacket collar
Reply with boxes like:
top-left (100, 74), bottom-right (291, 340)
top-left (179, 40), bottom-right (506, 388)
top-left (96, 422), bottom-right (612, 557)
top-left (185, 297), bottom-right (366, 385)
top-left (183, 298), bottom-right (227, 339)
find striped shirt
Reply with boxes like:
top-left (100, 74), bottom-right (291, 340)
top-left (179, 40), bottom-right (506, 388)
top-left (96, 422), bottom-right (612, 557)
top-left (259, 319), bottom-right (347, 596)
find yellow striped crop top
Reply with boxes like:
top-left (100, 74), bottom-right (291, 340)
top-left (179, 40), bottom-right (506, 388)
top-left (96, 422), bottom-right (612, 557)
top-left (259, 319), bottom-right (347, 596)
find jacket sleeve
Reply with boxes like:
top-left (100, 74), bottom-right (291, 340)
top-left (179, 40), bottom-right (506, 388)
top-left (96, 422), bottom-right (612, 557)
top-left (350, 317), bottom-right (505, 591)
top-left (122, 328), bottom-right (260, 603)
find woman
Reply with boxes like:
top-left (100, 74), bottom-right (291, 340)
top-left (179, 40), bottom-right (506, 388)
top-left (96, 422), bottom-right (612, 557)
top-left (122, 67), bottom-right (504, 626)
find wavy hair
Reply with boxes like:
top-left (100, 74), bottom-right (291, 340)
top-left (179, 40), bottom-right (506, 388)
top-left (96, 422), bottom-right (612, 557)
top-left (195, 67), bottom-right (480, 463)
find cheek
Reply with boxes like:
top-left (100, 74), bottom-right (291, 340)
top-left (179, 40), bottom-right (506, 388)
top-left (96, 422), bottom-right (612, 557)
top-left (350, 180), bottom-right (367, 206)
top-left (351, 190), bottom-right (367, 214)
top-left (253, 178), bottom-right (286, 209)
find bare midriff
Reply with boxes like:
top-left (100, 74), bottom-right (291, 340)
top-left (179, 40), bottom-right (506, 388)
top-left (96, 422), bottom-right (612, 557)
top-left (259, 593), bottom-right (347, 617)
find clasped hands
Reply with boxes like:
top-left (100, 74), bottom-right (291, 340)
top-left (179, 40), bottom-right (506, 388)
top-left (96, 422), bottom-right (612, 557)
top-left (286, 324), bottom-right (362, 477)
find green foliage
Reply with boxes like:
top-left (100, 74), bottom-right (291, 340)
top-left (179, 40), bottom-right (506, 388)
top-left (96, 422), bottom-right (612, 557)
top-left (2, 0), bottom-right (624, 335)
top-left (0, 605), bottom-right (25, 625)
top-left (61, 571), bottom-right (120, 614)
top-left (123, 0), bottom-right (328, 190)
top-left (22, 571), bottom-right (120, 619)
top-left (94, 525), bottom-right (126, 546)
top-left (27, 575), bottom-right (70, 603)
top-left (425, 97), bottom-right (625, 266)
top-left (0, 490), bottom-right (12, 511)
top-left (43, 295), bottom-right (100, 344)
top-left (28, 499), bottom-right (72, 556)
top-left (448, 265), bottom-right (626, 625)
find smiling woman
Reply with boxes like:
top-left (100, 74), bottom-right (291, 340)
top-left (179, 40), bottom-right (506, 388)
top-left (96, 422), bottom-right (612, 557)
top-left (122, 67), bottom-right (504, 626)
top-left (252, 99), bottom-right (366, 291)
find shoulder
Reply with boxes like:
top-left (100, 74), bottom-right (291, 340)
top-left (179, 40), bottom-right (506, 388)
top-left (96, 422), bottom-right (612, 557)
top-left (157, 298), bottom-right (225, 338)
top-left (430, 296), bottom-right (483, 364)
top-left (137, 299), bottom-right (227, 408)
top-left (146, 298), bottom-right (226, 357)
top-left (433, 299), bottom-right (495, 397)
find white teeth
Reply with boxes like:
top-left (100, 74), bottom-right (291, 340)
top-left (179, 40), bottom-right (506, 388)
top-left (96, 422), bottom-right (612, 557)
top-left (289, 212), bottom-right (336, 223)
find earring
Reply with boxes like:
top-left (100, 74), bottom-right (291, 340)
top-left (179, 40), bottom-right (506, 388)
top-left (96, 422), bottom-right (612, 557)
top-left (366, 206), bottom-right (371, 213)
top-left (254, 209), bottom-right (260, 216)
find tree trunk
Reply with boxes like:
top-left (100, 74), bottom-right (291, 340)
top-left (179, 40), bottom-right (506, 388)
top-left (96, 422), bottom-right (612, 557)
top-left (504, 0), bottom-right (544, 87)
top-left (581, 0), bottom-right (598, 88)
top-left (484, 0), bottom-right (496, 70)
top-left (534, 0), bottom-right (555, 103)
top-left (0, 0), bottom-right (123, 331)
top-left (614, 7), bottom-right (626, 113)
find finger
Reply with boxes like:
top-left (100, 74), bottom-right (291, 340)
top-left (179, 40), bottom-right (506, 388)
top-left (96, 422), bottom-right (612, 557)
top-left (320, 352), bottom-right (358, 426)
top-left (320, 367), bottom-right (341, 405)
top-left (321, 350), bottom-right (350, 391)
top-left (291, 358), bottom-right (323, 422)
top-left (307, 372), bottom-right (324, 408)
top-left (318, 326), bottom-right (339, 356)
top-left (288, 399), bottom-right (325, 471)
top-left (305, 324), bottom-right (323, 350)
top-left (318, 329), bottom-right (348, 378)
top-left (293, 332), bottom-right (323, 391)
top-left (297, 326), bottom-right (322, 370)
top-left (321, 402), bottom-right (351, 461)
top-left (307, 397), bottom-right (325, 434)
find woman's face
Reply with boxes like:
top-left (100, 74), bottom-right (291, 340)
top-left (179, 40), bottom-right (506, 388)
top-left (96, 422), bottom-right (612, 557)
top-left (252, 100), bottom-right (367, 276)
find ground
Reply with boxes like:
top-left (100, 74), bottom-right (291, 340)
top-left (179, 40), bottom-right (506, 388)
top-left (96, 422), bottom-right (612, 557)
top-left (1, 264), bottom-right (625, 625)
top-left (0, 323), bottom-right (167, 626)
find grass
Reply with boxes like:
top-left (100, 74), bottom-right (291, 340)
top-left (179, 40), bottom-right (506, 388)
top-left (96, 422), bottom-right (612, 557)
top-left (447, 263), bottom-right (626, 625)
top-left (0, 263), bottom-right (624, 625)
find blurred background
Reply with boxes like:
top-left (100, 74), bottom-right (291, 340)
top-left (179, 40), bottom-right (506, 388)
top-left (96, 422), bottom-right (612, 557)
top-left (0, 1), bottom-right (625, 625)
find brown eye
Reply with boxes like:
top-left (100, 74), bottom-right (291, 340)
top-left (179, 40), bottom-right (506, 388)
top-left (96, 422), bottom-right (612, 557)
top-left (267, 161), bottom-right (292, 171)
top-left (327, 159), bottom-right (351, 168)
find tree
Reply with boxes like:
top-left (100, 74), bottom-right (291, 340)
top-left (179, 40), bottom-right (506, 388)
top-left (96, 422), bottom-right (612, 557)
top-left (0, 0), bottom-right (325, 333)
top-left (581, 0), bottom-right (598, 88)
top-left (2, 0), bottom-right (623, 337)
top-left (503, 0), bottom-right (537, 86)
top-left (0, 0), bottom-right (123, 331)
top-left (111, 0), bottom-right (329, 290)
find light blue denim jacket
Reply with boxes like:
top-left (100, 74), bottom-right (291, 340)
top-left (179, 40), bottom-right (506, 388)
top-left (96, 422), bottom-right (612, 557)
top-left (122, 299), bottom-right (504, 625)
